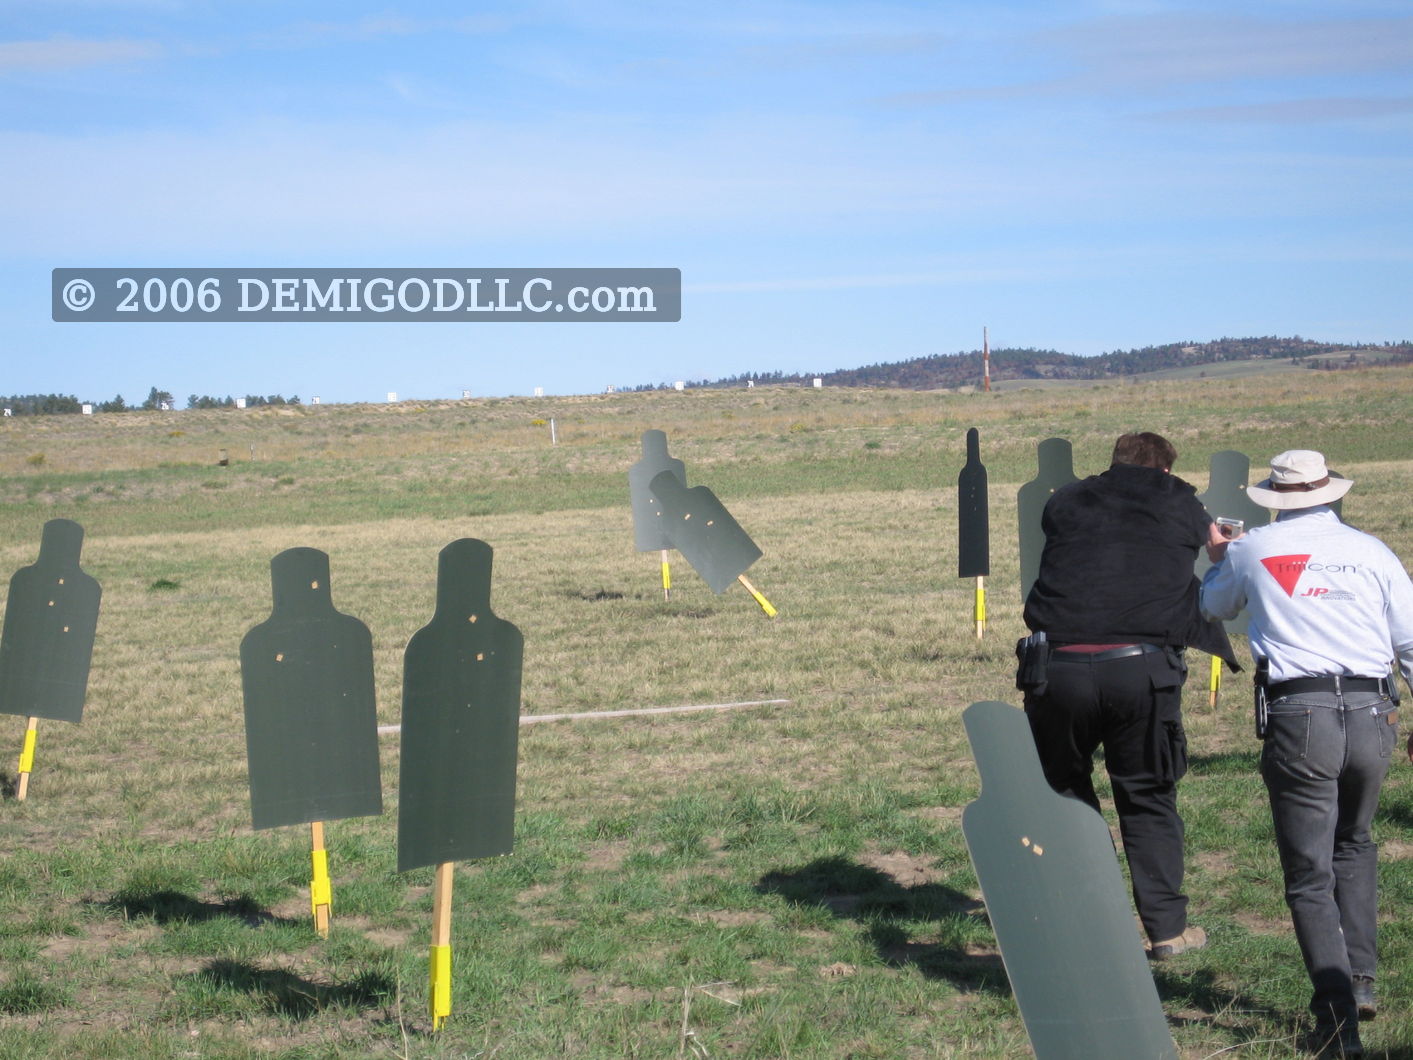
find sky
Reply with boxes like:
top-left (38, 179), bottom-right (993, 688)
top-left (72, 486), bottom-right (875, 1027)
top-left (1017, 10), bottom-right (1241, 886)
top-left (2, 0), bottom-right (1411, 403)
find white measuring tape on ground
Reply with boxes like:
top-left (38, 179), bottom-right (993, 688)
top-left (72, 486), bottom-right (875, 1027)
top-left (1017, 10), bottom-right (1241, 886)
top-left (376, 698), bottom-right (789, 735)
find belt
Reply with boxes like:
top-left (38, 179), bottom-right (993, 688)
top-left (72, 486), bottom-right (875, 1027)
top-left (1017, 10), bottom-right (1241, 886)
top-left (1052, 643), bottom-right (1163, 662)
top-left (1267, 675), bottom-right (1386, 699)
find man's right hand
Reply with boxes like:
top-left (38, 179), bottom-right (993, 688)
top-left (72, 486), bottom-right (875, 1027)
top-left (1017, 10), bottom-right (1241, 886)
top-left (1205, 521), bottom-right (1240, 564)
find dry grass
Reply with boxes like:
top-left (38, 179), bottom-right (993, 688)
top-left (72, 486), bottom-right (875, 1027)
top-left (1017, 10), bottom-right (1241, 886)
top-left (2, 369), bottom-right (1413, 1057)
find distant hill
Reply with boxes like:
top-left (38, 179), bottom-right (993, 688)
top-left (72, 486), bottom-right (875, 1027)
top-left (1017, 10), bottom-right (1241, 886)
top-left (663, 337), bottom-right (1413, 392)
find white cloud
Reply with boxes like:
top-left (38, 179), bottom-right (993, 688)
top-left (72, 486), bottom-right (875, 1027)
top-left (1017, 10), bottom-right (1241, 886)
top-left (0, 35), bottom-right (162, 71)
top-left (1150, 95), bottom-right (1413, 124)
top-left (1037, 13), bottom-right (1413, 87)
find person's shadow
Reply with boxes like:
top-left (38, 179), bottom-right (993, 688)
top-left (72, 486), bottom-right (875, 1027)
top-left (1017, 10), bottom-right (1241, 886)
top-left (756, 855), bottom-right (1007, 994)
top-left (756, 854), bottom-right (1333, 1051)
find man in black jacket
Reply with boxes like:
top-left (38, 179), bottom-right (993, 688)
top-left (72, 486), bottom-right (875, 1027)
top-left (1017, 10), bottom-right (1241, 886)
top-left (1020, 431), bottom-right (1235, 959)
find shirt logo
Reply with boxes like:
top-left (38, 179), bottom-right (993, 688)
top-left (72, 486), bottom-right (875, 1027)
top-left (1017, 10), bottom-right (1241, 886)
top-left (1260, 554), bottom-right (1310, 597)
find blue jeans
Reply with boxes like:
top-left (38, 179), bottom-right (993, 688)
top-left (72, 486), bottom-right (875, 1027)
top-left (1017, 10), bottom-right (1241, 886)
top-left (1261, 687), bottom-right (1397, 1025)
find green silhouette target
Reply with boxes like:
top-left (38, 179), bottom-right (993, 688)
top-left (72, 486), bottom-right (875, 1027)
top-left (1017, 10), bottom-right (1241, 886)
top-left (397, 539), bottom-right (522, 873)
top-left (0, 519), bottom-right (101, 724)
top-left (240, 548), bottom-right (382, 831)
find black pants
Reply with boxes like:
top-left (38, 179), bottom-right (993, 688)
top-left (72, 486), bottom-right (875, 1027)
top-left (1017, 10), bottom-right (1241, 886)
top-left (1022, 647), bottom-right (1190, 943)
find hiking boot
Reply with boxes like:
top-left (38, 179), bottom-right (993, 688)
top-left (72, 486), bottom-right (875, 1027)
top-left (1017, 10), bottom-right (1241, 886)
top-left (1309, 1020), bottom-right (1363, 1058)
top-left (1353, 976), bottom-right (1376, 1020)
top-left (1148, 924), bottom-right (1206, 961)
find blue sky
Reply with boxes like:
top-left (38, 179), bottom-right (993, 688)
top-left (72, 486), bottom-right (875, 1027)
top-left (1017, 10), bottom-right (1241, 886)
top-left (2, 1), bottom-right (1410, 403)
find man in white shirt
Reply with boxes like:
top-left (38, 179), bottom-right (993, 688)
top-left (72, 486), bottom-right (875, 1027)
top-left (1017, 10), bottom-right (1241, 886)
top-left (1201, 450), bottom-right (1413, 1060)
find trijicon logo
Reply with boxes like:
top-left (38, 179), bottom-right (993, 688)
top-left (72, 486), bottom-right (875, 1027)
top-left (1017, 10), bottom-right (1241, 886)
top-left (1261, 554), bottom-right (1311, 597)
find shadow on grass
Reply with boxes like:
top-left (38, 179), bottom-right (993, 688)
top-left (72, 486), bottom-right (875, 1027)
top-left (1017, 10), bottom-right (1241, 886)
top-left (756, 855), bottom-right (1007, 994)
top-left (180, 958), bottom-right (394, 1019)
top-left (96, 889), bottom-right (295, 928)
top-left (0, 772), bottom-right (16, 799)
top-left (1151, 966), bottom-right (1299, 1041)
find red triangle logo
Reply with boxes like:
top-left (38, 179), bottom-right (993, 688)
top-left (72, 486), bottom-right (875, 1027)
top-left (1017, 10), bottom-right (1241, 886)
top-left (1261, 554), bottom-right (1311, 597)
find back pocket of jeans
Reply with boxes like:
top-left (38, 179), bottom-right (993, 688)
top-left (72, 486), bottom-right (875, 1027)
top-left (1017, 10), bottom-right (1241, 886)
top-left (1263, 707), bottom-right (1311, 764)
top-left (1375, 702), bottom-right (1398, 760)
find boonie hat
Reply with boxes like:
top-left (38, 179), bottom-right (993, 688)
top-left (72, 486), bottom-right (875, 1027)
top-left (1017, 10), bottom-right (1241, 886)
top-left (1246, 449), bottom-right (1353, 510)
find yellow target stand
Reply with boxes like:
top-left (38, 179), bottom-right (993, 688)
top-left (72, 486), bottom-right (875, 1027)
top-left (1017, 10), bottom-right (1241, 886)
top-left (15, 717), bottom-right (38, 801)
top-left (1208, 655), bottom-right (1222, 710)
top-left (737, 574), bottom-right (777, 619)
top-left (974, 577), bottom-right (987, 640)
top-left (429, 862), bottom-right (454, 1030)
top-left (309, 821), bottom-right (333, 937)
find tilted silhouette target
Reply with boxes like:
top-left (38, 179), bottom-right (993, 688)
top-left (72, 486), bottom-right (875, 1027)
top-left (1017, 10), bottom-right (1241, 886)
top-left (649, 470), bottom-right (762, 594)
top-left (962, 701), bottom-right (1177, 1060)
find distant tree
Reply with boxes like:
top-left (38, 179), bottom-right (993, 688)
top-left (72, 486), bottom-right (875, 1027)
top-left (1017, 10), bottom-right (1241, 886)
top-left (0, 393), bottom-right (83, 414)
top-left (142, 386), bottom-right (175, 411)
top-left (98, 394), bottom-right (128, 412)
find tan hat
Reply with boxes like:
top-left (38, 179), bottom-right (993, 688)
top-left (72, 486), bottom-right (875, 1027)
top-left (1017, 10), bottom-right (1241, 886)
top-left (1246, 449), bottom-right (1353, 510)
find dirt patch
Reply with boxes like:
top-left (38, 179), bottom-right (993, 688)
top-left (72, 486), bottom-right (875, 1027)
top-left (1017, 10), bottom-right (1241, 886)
top-left (582, 840), bottom-right (632, 874)
top-left (41, 920), bottom-right (159, 960)
top-left (910, 805), bottom-right (963, 824)
top-left (858, 850), bottom-right (944, 888)
top-left (569, 971), bottom-right (659, 1007)
top-left (362, 926), bottom-right (414, 948)
top-left (688, 909), bottom-right (771, 928)
top-left (1381, 840), bottom-right (1413, 860)
top-left (1194, 849), bottom-right (1235, 875)
top-left (269, 896), bottom-right (309, 921)
top-left (963, 941), bottom-right (1001, 958)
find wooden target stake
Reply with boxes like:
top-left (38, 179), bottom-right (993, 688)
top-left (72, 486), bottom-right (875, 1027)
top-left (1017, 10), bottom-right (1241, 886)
top-left (660, 549), bottom-right (672, 601)
top-left (1208, 656), bottom-right (1222, 710)
top-left (737, 574), bottom-right (777, 619)
top-left (15, 716), bottom-right (38, 801)
top-left (309, 821), bottom-right (332, 937)
top-left (429, 861), bottom-right (454, 1030)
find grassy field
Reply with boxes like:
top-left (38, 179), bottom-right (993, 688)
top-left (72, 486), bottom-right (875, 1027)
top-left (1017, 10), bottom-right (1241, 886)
top-left (2, 368), bottom-right (1413, 1059)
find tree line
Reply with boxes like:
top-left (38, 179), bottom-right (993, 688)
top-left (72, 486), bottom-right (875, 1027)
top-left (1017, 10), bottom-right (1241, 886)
top-left (1, 387), bottom-right (301, 415)
top-left (669, 337), bottom-right (1413, 391)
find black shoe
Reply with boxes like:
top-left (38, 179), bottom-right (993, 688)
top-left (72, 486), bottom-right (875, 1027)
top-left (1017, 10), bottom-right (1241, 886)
top-left (1353, 976), bottom-right (1376, 1020)
top-left (1309, 1021), bottom-right (1363, 1059)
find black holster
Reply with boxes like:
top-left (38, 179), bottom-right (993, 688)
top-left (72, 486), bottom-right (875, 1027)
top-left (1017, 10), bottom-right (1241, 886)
top-left (1015, 631), bottom-right (1050, 696)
